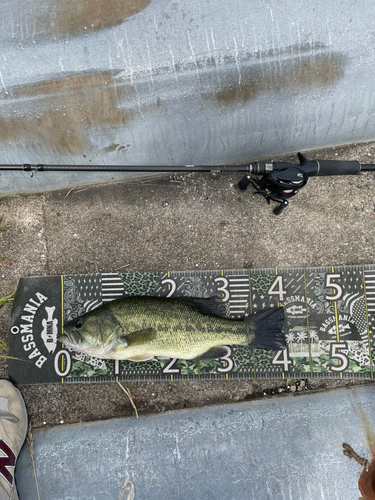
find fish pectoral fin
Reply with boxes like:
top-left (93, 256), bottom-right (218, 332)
top-left (193, 346), bottom-right (228, 360)
top-left (127, 354), bottom-right (155, 362)
top-left (120, 328), bottom-right (157, 346)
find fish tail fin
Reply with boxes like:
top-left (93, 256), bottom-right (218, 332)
top-left (244, 307), bottom-right (286, 350)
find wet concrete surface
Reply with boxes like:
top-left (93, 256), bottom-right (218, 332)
top-left (1, 141), bottom-right (375, 428)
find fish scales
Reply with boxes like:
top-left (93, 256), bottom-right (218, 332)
top-left (107, 297), bottom-right (252, 359)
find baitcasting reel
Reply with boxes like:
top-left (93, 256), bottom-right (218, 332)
top-left (238, 152), bottom-right (368, 215)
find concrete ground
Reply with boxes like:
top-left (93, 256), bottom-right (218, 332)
top-left (1, 141), bottom-right (375, 428)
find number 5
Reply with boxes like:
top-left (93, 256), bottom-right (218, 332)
top-left (325, 273), bottom-right (343, 301)
top-left (329, 342), bottom-right (349, 372)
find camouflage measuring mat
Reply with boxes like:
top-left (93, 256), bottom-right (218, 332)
top-left (8, 265), bottom-right (375, 385)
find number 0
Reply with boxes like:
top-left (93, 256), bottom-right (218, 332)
top-left (54, 350), bottom-right (71, 377)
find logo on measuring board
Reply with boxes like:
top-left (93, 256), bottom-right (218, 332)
top-left (284, 295), bottom-right (317, 318)
top-left (41, 306), bottom-right (58, 353)
top-left (10, 292), bottom-right (57, 369)
top-left (319, 314), bottom-right (359, 340)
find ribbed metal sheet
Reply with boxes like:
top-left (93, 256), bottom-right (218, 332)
top-left (16, 385), bottom-right (375, 499)
top-left (1, 0), bottom-right (375, 193)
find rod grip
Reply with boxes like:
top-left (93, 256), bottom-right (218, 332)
top-left (316, 159), bottom-right (361, 176)
top-left (296, 153), bottom-right (361, 177)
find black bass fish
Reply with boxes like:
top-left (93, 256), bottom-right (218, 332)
top-left (60, 296), bottom-right (285, 362)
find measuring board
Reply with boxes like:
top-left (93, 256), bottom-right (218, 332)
top-left (8, 265), bottom-right (375, 385)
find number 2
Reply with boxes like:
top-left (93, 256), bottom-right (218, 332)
top-left (162, 358), bottom-right (180, 374)
top-left (161, 279), bottom-right (176, 298)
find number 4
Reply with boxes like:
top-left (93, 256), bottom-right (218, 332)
top-left (268, 275), bottom-right (286, 301)
top-left (272, 348), bottom-right (292, 371)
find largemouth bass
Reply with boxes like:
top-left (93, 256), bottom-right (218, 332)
top-left (60, 296), bottom-right (285, 361)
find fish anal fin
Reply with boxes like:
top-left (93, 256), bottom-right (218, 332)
top-left (127, 354), bottom-right (155, 362)
top-left (193, 346), bottom-right (228, 360)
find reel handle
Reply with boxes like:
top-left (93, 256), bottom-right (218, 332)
top-left (238, 175), bottom-right (252, 191)
top-left (273, 200), bottom-right (289, 215)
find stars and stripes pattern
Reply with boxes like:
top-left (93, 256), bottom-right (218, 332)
top-left (227, 274), bottom-right (249, 317)
top-left (364, 270), bottom-right (375, 356)
top-left (342, 292), bottom-right (368, 342)
top-left (364, 270), bottom-right (375, 313)
top-left (101, 273), bottom-right (125, 302)
top-left (73, 274), bottom-right (101, 312)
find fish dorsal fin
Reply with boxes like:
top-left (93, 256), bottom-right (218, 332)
top-left (193, 346), bottom-right (228, 360)
top-left (179, 296), bottom-right (226, 318)
top-left (119, 328), bottom-right (156, 347)
top-left (127, 354), bottom-right (155, 362)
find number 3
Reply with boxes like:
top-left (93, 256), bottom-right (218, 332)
top-left (217, 346), bottom-right (234, 373)
top-left (214, 277), bottom-right (230, 302)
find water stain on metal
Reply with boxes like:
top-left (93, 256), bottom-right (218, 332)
top-left (37, 0), bottom-right (151, 39)
top-left (104, 143), bottom-right (129, 153)
top-left (0, 70), bottom-right (137, 154)
top-left (343, 399), bottom-right (375, 500)
top-left (357, 402), bottom-right (375, 500)
top-left (203, 45), bottom-right (345, 106)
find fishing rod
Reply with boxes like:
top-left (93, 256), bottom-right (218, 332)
top-left (3, 152), bottom-right (375, 215)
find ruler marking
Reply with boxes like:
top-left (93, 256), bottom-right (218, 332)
top-left (332, 266), bottom-right (343, 380)
top-left (61, 275), bottom-right (65, 384)
top-left (248, 269), bottom-right (256, 379)
top-left (303, 268), bottom-right (314, 377)
top-left (275, 268), bottom-right (285, 379)
top-left (363, 266), bottom-right (374, 380)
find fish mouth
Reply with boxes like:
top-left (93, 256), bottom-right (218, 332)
top-left (59, 329), bottom-right (81, 346)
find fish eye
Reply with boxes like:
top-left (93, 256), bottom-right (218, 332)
top-left (75, 318), bottom-right (84, 329)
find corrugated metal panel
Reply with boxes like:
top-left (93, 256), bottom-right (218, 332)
top-left (16, 385), bottom-right (375, 499)
top-left (0, 0), bottom-right (375, 192)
